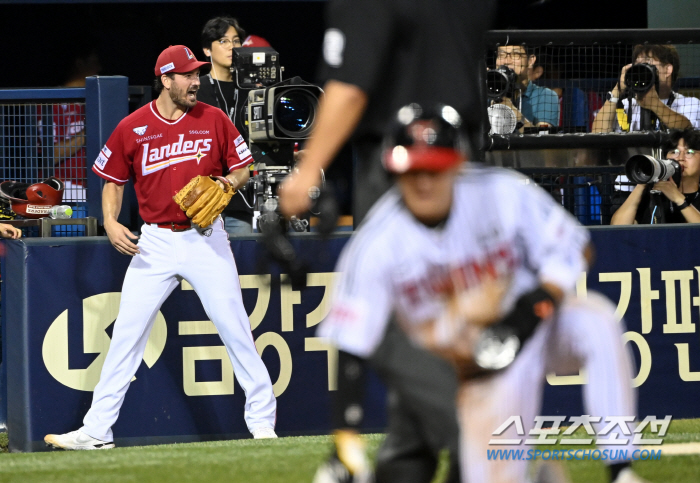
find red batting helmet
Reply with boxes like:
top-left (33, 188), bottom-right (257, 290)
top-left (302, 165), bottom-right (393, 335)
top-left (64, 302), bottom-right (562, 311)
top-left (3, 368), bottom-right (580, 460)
top-left (0, 177), bottom-right (64, 219)
top-left (382, 103), bottom-right (468, 174)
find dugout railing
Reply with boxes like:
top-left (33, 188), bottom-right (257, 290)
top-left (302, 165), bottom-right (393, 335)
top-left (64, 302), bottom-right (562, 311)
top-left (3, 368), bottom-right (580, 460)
top-left (0, 77), bottom-right (134, 237)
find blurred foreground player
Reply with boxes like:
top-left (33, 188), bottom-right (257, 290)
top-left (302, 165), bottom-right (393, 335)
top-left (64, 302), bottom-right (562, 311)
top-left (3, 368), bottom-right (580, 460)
top-left (316, 104), bottom-right (647, 483)
top-left (45, 45), bottom-right (276, 450)
top-left (283, 1), bottom-right (495, 479)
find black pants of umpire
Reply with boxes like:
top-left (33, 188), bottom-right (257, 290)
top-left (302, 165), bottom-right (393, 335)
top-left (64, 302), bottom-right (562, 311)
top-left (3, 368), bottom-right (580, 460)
top-left (370, 322), bottom-right (461, 483)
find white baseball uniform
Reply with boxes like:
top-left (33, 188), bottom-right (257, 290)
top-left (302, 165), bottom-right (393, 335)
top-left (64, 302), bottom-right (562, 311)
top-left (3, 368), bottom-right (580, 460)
top-left (319, 165), bottom-right (637, 483)
top-left (86, 100), bottom-right (276, 442)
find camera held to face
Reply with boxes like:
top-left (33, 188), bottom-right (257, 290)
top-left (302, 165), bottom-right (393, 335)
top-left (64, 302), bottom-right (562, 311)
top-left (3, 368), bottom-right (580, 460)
top-left (486, 66), bottom-right (517, 101)
top-left (625, 154), bottom-right (681, 185)
top-left (624, 63), bottom-right (660, 96)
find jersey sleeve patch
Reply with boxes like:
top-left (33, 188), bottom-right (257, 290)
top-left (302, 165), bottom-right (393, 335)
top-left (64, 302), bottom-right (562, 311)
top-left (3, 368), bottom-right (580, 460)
top-left (95, 148), bottom-right (110, 170)
top-left (236, 143), bottom-right (252, 160)
top-left (234, 135), bottom-right (245, 147)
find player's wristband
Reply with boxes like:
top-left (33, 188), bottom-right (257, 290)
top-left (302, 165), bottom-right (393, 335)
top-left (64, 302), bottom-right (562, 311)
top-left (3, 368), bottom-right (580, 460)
top-left (675, 199), bottom-right (691, 211)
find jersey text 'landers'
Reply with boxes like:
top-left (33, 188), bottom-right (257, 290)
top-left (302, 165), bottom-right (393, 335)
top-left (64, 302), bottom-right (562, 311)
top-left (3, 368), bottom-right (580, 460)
top-left (92, 101), bottom-right (252, 224)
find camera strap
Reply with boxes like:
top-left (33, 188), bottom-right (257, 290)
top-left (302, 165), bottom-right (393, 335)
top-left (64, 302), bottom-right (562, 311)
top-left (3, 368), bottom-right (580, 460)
top-left (617, 98), bottom-right (630, 132)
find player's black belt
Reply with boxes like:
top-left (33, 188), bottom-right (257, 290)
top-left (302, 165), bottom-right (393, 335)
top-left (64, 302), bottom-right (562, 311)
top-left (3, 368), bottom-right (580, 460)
top-left (152, 221), bottom-right (193, 232)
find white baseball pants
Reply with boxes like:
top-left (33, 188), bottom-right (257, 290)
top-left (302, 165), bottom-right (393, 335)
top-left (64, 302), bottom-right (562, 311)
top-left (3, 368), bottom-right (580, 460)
top-left (458, 291), bottom-right (637, 483)
top-left (81, 220), bottom-right (276, 442)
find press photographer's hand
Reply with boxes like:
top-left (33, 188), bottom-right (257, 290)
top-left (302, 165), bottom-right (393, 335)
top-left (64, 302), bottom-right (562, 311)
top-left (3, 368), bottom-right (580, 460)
top-left (653, 179), bottom-right (684, 204)
top-left (618, 63), bottom-right (632, 94)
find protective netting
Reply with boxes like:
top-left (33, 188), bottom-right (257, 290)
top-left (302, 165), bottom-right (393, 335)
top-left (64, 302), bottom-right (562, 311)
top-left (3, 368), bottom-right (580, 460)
top-left (0, 101), bottom-right (88, 236)
top-left (485, 34), bottom-right (700, 135)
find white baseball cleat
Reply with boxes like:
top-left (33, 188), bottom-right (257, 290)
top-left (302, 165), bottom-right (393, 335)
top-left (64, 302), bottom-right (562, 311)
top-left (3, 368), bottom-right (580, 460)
top-left (613, 468), bottom-right (650, 483)
top-left (252, 427), bottom-right (278, 439)
top-left (45, 430), bottom-right (115, 450)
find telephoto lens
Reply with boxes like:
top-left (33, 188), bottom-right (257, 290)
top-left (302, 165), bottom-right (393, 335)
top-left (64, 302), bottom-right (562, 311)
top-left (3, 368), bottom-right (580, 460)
top-left (625, 155), bottom-right (680, 184)
top-left (486, 66), bottom-right (516, 100)
top-left (624, 63), bottom-right (659, 95)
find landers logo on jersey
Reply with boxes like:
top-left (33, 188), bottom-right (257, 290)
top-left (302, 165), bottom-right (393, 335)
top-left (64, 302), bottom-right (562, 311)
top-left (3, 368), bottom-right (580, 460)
top-left (133, 125), bottom-right (148, 136)
top-left (140, 134), bottom-right (212, 176)
top-left (95, 145), bottom-right (112, 170)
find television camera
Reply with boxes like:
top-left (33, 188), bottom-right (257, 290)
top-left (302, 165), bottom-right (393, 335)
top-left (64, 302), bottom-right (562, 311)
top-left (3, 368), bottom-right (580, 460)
top-left (230, 47), bottom-right (324, 233)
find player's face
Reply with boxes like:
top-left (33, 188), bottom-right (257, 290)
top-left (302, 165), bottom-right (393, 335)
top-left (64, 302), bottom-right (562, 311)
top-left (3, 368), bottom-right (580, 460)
top-left (168, 70), bottom-right (201, 109)
top-left (672, 139), bottom-right (700, 179)
top-left (496, 46), bottom-right (533, 79)
top-left (397, 167), bottom-right (458, 226)
top-left (208, 26), bottom-right (241, 69)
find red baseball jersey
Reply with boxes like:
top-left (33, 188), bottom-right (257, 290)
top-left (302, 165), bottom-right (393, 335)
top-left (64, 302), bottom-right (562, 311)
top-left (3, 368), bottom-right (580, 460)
top-left (92, 100), bottom-right (252, 223)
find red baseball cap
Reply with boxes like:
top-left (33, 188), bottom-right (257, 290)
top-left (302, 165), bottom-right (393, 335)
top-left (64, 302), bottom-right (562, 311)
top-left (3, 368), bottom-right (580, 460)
top-left (242, 35), bottom-right (272, 48)
top-left (154, 45), bottom-right (210, 77)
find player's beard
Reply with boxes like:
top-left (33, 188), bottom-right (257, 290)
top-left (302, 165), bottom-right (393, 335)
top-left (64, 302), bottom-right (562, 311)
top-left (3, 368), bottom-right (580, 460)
top-left (170, 82), bottom-right (198, 109)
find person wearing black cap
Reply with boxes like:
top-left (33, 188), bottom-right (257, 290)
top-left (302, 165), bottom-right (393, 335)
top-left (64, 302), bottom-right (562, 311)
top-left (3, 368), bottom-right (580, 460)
top-left (44, 44), bottom-right (277, 450)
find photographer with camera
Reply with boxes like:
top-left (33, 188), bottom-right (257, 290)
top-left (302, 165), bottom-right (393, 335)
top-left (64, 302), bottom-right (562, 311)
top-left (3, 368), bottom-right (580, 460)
top-left (197, 16), bottom-right (256, 235)
top-left (488, 45), bottom-right (559, 132)
top-left (611, 129), bottom-right (700, 224)
top-left (592, 45), bottom-right (700, 133)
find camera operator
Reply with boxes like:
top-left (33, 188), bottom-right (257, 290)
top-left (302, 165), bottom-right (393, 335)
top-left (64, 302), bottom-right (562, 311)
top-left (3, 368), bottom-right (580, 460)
top-left (592, 45), bottom-right (700, 133)
top-left (491, 45), bottom-right (560, 130)
top-left (611, 129), bottom-right (700, 225)
top-left (198, 16), bottom-right (256, 235)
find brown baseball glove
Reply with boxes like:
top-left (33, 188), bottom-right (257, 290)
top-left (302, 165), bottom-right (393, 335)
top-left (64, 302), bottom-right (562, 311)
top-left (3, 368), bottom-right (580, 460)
top-left (173, 175), bottom-right (235, 228)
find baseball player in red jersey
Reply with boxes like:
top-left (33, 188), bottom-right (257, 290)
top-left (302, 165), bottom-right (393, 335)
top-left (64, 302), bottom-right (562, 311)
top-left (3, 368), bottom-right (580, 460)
top-left (52, 102), bottom-right (87, 201)
top-left (45, 45), bottom-right (277, 450)
top-left (316, 104), bottom-right (647, 483)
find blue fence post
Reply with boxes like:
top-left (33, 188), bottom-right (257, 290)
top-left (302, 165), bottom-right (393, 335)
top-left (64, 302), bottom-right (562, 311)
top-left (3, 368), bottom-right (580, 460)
top-left (85, 76), bottom-right (129, 226)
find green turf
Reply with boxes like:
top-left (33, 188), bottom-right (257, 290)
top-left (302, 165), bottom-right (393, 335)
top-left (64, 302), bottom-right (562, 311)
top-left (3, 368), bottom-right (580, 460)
top-left (0, 420), bottom-right (698, 482)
